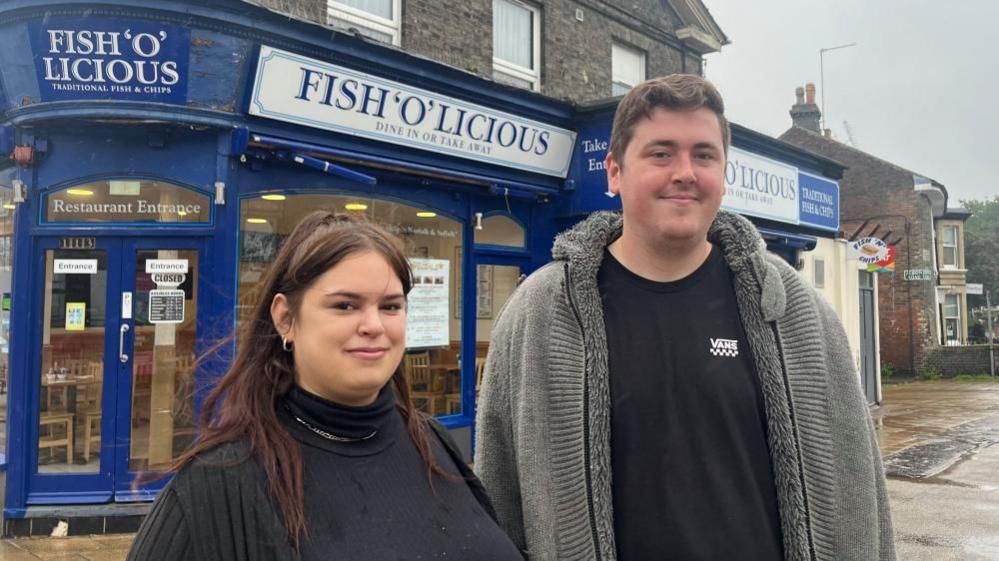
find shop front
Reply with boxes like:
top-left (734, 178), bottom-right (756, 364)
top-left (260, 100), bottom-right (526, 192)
top-left (0, 0), bottom-right (574, 527)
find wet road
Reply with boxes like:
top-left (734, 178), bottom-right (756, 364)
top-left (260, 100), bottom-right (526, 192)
top-left (876, 379), bottom-right (999, 560)
top-left (3, 378), bottom-right (999, 560)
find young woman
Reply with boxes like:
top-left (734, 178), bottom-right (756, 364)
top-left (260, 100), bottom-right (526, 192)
top-left (127, 211), bottom-right (524, 561)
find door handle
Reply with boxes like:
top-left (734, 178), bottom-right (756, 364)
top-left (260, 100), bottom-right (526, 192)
top-left (119, 323), bottom-right (130, 363)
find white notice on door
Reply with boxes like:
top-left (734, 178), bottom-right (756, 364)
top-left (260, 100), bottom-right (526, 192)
top-left (145, 259), bottom-right (189, 274)
top-left (148, 289), bottom-right (185, 324)
top-left (54, 259), bottom-right (98, 274)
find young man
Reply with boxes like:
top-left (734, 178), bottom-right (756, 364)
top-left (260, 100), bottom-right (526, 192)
top-left (474, 75), bottom-right (895, 561)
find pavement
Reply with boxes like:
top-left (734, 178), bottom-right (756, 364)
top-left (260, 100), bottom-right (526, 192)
top-left (1, 378), bottom-right (998, 560)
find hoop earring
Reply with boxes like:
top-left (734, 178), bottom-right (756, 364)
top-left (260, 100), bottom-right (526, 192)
top-left (282, 337), bottom-right (293, 352)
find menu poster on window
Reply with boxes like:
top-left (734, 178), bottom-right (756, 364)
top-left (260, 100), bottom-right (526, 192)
top-left (66, 302), bottom-right (86, 331)
top-left (406, 259), bottom-right (449, 348)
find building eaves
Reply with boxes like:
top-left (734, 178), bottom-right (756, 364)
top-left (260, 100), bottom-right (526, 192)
top-left (780, 125), bottom-right (946, 189)
top-left (664, 0), bottom-right (730, 49)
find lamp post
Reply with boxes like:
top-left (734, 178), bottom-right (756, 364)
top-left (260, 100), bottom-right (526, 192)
top-left (819, 42), bottom-right (857, 132)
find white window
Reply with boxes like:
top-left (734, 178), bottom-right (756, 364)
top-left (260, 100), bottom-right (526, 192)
top-left (612, 43), bottom-right (645, 96)
top-left (941, 225), bottom-right (958, 269)
top-left (944, 293), bottom-right (961, 344)
top-left (813, 258), bottom-right (825, 289)
top-left (327, 0), bottom-right (400, 45)
top-left (493, 0), bottom-right (540, 91)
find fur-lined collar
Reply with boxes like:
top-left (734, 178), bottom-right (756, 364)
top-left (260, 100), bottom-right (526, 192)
top-left (551, 210), bottom-right (787, 321)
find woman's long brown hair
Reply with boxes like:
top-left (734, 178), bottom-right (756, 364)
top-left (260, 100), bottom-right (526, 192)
top-left (159, 211), bottom-right (445, 548)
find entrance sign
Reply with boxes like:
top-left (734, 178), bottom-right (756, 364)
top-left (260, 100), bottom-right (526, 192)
top-left (148, 289), bottom-right (185, 324)
top-left (54, 259), bottom-right (98, 274)
top-left (146, 259), bottom-right (188, 274)
top-left (249, 46), bottom-right (576, 178)
top-left (406, 258), bottom-right (449, 348)
top-left (28, 18), bottom-right (190, 104)
top-left (967, 283), bottom-right (984, 295)
top-left (65, 302), bottom-right (86, 331)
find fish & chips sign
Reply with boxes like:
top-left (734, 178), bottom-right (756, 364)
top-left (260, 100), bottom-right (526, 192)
top-left (29, 17), bottom-right (190, 104)
top-left (248, 46), bottom-right (575, 177)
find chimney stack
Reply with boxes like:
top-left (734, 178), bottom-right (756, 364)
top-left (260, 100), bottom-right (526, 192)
top-left (789, 82), bottom-right (822, 133)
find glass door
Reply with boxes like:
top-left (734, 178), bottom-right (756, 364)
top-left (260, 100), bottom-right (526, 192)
top-left (28, 237), bottom-right (208, 503)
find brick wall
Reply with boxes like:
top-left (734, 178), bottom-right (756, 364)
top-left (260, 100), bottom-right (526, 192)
top-left (922, 346), bottom-right (997, 377)
top-left (252, 0), bottom-right (701, 104)
top-left (781, 126), bottom-right (940, 375)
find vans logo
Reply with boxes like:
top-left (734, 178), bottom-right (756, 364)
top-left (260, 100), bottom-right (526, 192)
top-left (709, 338), bottom-right (739, 357)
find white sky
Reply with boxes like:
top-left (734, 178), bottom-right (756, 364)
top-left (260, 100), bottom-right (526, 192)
top-left (702, 0), bottom-right (999, 205)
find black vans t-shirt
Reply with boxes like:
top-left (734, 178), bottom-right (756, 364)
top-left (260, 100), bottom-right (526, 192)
top-left (599, 246), bottom-right (783, 561)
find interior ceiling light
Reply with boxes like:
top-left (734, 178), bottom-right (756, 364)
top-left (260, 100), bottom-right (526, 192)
top-left (416, 211), bottom-right (437, 218)
top-left (246, 217), bottom-right (268, 224)
top-left (261, 194), bottom-right (286, 201)
top-left (177, 210), bottom-right (188, 216)
top-left (67, 188), bottom-right (94, 196)
top-left (2, 204), bottom-right (14, 210)
top-left (344, 203), bottom-right (368, 211)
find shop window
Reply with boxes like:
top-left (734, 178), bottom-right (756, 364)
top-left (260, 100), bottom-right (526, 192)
top-left (493, 0), bottom-right (540, 91)
top-left (0, 185), bottom-right (13, 465)
top-left (941, 225), bottom-right (958, 269)
top-left (612, 42), bottom-right (645, 96)
top-left (43, 179), bottom-right (211, 225)
top-left (944, 293), bottom-right (961, 345)
top-left (474, 214), bottom-right (526, 248)
top-left (813, 258), bottom-right (825, 289)
top-left (239, 194), bottom-right (464, 417)
top-left (327, 0), bottom-right (400, 45)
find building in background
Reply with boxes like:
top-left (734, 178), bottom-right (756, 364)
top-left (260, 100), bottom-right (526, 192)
top-left (936, 207), bottom-right (972, 345)
top-left (251, 0), bottom-right (727, 102)
top-left (782, 83), bottom-right (949, 377)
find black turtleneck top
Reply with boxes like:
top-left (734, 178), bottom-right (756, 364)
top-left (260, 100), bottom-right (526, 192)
top-left (127, 386), bottom-right (524, 561)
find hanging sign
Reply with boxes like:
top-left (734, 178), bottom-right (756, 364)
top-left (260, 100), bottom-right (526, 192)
top-left (148, 289), bottom-right (185, 324)
top-left (249, 46), bottom-right (576, 178)
top-left (54, 259), bottom-right (98, 274)
top-left (406, 258), bottom-right (449, 348)
top-left (65, 302), bottom-right (86, 331)
top-left (967, 283), bottom-right (984, 295)
top-left (28, 18), bottom-right (191, 104)
top-left (145, 259), bottom-right (188, 274)
top-left (851, 237), bottom-right (895, 273)
top-left (151, 272), bottom-right (186, 288)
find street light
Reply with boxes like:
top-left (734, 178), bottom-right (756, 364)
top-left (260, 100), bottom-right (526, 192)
top-left (819, 42), bottom-right (857, 132)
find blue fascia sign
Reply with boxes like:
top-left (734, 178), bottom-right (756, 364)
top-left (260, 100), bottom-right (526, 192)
top-left (28, 18), bottom-right (190, 104)
top-left (566, 124), bottom-right (839, 232)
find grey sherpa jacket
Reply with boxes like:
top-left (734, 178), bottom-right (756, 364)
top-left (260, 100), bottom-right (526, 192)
top-left (474, 210), bottom-right (895, 561)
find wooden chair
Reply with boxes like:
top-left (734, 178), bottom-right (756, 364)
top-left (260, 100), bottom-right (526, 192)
top-left (404, 352), bottom-right (432, 390)
top-left (82, 412), bottom-right (102, 461)
top-left (408, 352), bottom-right (446, 415)
top-left (38, 412), bottom-right (75, 464)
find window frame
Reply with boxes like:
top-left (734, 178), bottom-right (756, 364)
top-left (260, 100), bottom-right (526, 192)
top-left (611, 42), bottom-right (646, 97)
top-left (812, 258), bottom-right (825, 289)
top-left (941, 225), bottom-right (958, 269)
top-left (327, 0), bottom-right (401, 46)
top-left (943, 293), bottom-right (961, 344)
top-left (492, 0), bottom-right (541, 91)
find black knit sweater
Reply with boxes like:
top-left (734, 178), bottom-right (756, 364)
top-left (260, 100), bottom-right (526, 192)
top-left (127, 386), bottom-right (523, 561)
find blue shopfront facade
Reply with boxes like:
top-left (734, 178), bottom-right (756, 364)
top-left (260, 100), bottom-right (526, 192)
top-left (0, 0), bottom-right (574, 528)
top-left (0, 0), bottom-right (843, 530)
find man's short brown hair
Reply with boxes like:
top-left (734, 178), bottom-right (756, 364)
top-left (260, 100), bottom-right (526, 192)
top-left (609, 74), bottom-right (731, 167)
